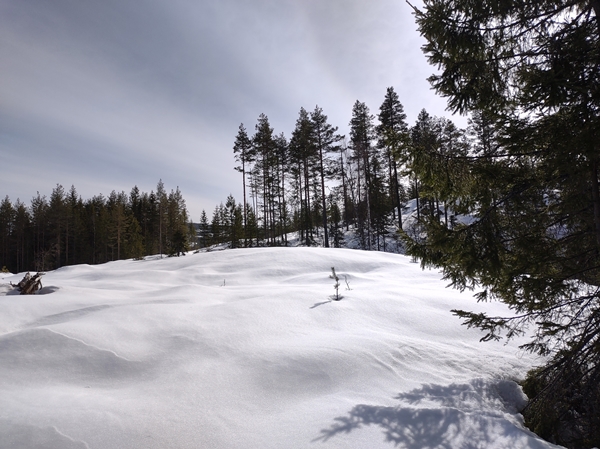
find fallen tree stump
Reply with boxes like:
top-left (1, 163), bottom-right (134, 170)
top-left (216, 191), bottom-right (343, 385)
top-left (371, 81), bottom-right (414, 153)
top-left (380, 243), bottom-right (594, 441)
top-left (11, 272), bottom-right (44, 295)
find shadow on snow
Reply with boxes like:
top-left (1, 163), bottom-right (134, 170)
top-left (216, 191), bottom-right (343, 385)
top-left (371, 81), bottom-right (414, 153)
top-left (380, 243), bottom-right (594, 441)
top-left (313, 380), bottom-right (551, 449)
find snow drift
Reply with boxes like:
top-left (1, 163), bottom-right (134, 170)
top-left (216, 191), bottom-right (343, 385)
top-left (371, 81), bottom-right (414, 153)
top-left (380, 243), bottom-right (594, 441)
top-left (0, 247), bottom-right (560, 448)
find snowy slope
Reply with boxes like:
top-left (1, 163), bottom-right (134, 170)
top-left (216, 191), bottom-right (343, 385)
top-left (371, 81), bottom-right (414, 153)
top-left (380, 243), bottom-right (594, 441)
top-left (0, 248), bottom-right (560, 449)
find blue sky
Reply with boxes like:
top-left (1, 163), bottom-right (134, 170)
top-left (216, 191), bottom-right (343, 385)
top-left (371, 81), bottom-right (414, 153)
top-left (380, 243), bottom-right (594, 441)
top-left (0, 0), bottom-right (463, 219)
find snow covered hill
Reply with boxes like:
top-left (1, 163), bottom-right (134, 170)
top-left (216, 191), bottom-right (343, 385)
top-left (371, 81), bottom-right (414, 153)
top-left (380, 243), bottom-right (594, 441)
top-left (0, 247), bottom-right (560, 449)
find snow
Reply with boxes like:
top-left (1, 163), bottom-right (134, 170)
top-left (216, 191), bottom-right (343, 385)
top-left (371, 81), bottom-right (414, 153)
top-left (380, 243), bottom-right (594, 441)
top-left (0, 247), bottom-right (562, 449)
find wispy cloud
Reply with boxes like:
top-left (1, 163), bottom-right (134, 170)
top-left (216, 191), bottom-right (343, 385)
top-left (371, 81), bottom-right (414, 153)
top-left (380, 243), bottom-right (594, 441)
top-left (0, 0), bottom-right (460, 217)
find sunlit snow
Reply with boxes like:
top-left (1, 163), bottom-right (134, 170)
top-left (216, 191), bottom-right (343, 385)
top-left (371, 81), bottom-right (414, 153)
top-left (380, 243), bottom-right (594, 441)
top-left (0, 247), bottom-right (561, 448)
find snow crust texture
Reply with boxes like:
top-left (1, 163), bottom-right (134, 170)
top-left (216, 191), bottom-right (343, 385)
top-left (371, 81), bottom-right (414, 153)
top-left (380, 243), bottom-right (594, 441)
top-left (0, 247), bottom-right (561, 449)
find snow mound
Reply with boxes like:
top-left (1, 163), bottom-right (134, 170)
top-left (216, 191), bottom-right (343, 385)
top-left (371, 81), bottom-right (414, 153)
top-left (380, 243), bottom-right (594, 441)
top-left (0, 247), bottom-right (558, 449)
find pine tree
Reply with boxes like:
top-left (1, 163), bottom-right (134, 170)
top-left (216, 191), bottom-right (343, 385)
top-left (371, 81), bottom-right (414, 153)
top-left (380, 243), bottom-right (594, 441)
top-left (210, 205), bottom-right (222, 246)
top-left (85, 194), bottom-right (109, 265)
top-left (233, 124), bottom-right (254, 242)
top-left (311, 106), bottom-right (342, 248)
top-left (156, 180), bottom-right (168, 258)
top-left (13, 199), bottom-right (32, 272)
top-left (252, 114), bottom-right (278, 244)
top-left (377, 87), bottom-right (409, 230)
top-left (408, 109), bottom-right (437, 222)
top-left (166, 187), bottom-right (189, 256)
top-left (30, 192), bottom-right (49, 270)
top-left (349, 100), bottom-right (376, 249)
top-left (125, 216), bottom-right (145, 259)
top-left (47, 184), bottom-right (67, 268)
top-left (274, 132), bottom-right (289, 245)
top-left (225, 195), bottom-right (244, 248)
top-left (198, 210), bottom-right (210, 248)
top-left (0, 196), bottom-right (15, 271)
top-left (328, 195), bottom-right (344, 248)
top-left (107, 190), bottom-right (130, 261)
top-left (289, 108), bottom-right (317, 245)
top-left (244, 204), bottom-right (259, 247)
top-left (412, 1), bottom-right (600, 445)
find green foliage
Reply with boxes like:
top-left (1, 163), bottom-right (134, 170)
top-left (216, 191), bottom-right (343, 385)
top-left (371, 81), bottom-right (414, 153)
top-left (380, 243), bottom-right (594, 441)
top-left (329, 266), bottom-right (341, 301)
top-left (410, 1), bottom-right (600, 446)
top-left (229, 88), bottom-right (416, 249)
top-left (377, 86), bottom-right (410, 230)
top-left (328, 196), bottom-right (344, 249)
top-left (522, 362), bottom-right (600, 448)
top-left (0, 181), bottom-right (190, 270)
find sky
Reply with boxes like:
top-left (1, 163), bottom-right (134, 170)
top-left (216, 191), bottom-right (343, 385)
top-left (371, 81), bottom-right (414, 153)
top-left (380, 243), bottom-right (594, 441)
top-left (0, 0), bottom-right (464, 219)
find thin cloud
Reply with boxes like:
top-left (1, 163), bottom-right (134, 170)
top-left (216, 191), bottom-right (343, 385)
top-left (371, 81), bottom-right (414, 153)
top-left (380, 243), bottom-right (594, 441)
top-left (0, 0), bottom-right (461, 218)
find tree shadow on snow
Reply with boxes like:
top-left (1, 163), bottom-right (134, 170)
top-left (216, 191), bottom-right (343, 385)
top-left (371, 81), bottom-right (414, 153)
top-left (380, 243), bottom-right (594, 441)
top-left (313, 380), bottom-right (551, 448)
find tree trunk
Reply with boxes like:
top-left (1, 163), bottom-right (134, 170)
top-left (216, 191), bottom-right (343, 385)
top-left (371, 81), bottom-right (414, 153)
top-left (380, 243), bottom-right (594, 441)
top-left (591, 158), bottom-right (600, 247)
top-left (319, 144), bottom-right (329, 248)
top-left (393, 159), bottom-right (402, 230)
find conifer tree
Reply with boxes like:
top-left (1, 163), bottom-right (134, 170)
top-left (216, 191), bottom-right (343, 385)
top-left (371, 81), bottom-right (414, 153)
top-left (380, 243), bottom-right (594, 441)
top-left (107, 191), bottom-right (130, 261)
top-left (289, 108), bottom-right (317, 245)
top-left (408, 109), bottom-right (437, 221)
top-left (65, 185), bottom-right (84, 266)
top-left (125, 216), bottom-right (145, 259)
top-left (311, 106), bottom-right (342, 248)
top-left (328, 195), bottom-right (344, 248)
top-left (412, 1), bottom-right (600, 445)
top-left (233, 124), bottom-right (254, 238)
top-left (30, 192), bottom-right (49, 270)
top-left (48, 184), bottom-right (67, 268)
top-left (156, 180), bottom-right (168, 258)
top-left (252, 114), bottom-right (278, 244)
top-left (0, 196), bottom-right (15, 271)
top-left (166, 186), bottom-right (189, 256)
top-left (244, 204), bottom-right (259, 247)
top-left (377, 87), bottom-right (409, 230)
top-left (198, 210), bottom-right (210, 248)
top-left (349, 100), bottom-right (376, 249)
top-left (12, 199), bottom-right (31, 272)
top-left (210, 205), bottom-right (222, 246)
top-left (225, 195), bottom-right (244, 248)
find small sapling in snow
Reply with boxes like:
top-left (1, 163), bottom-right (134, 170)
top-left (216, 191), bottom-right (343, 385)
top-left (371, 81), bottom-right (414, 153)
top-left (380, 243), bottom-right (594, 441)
top-left (344, 275), bottom-right (352, 291)
top-left (330, 267), bottom-right (341, 301)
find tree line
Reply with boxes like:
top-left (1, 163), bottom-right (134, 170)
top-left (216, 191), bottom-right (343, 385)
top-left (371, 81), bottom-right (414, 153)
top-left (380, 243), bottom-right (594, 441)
top-left (0, 180), bottom-right (194, 273)
top-left (203, 86), bottom-right (472, 252)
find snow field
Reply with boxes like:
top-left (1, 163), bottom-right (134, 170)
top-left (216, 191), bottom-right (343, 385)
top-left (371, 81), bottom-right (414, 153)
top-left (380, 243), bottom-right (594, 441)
top-left (0, 247), bottom-right (560, 448)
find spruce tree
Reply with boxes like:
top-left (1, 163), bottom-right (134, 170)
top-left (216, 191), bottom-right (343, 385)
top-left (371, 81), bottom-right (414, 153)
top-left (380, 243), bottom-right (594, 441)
top-left (411, 1), bottom-right (600, 446)
top-left (166, 186), bottom-right (189, 256)
top-left (48, 184), bottom-right (67, 269)
top-left (30, 192), bottom-right (49, 270)
top-left (199, 210), bottom-right (210, 248)
top-left (155, 180), bottom-right (168, 258)
top-left (13, 199), bottom-right (32, 272)
top-left (107, 190), bottom-right (130, 261)
top-left (210, 205), bottom-right (222, 246)
top-left (0, 196), bottom-right (16, 271)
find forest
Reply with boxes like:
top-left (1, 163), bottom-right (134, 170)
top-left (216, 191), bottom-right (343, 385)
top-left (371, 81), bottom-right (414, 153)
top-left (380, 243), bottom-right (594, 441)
top-left (2, 0), bottom-right (600, 445)
top-left (1, 85), bottom-right (460, 271)
top-left (0, 180), bottom-right (193, 273)
top-left (207, 86), bottom-right (467, 253)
